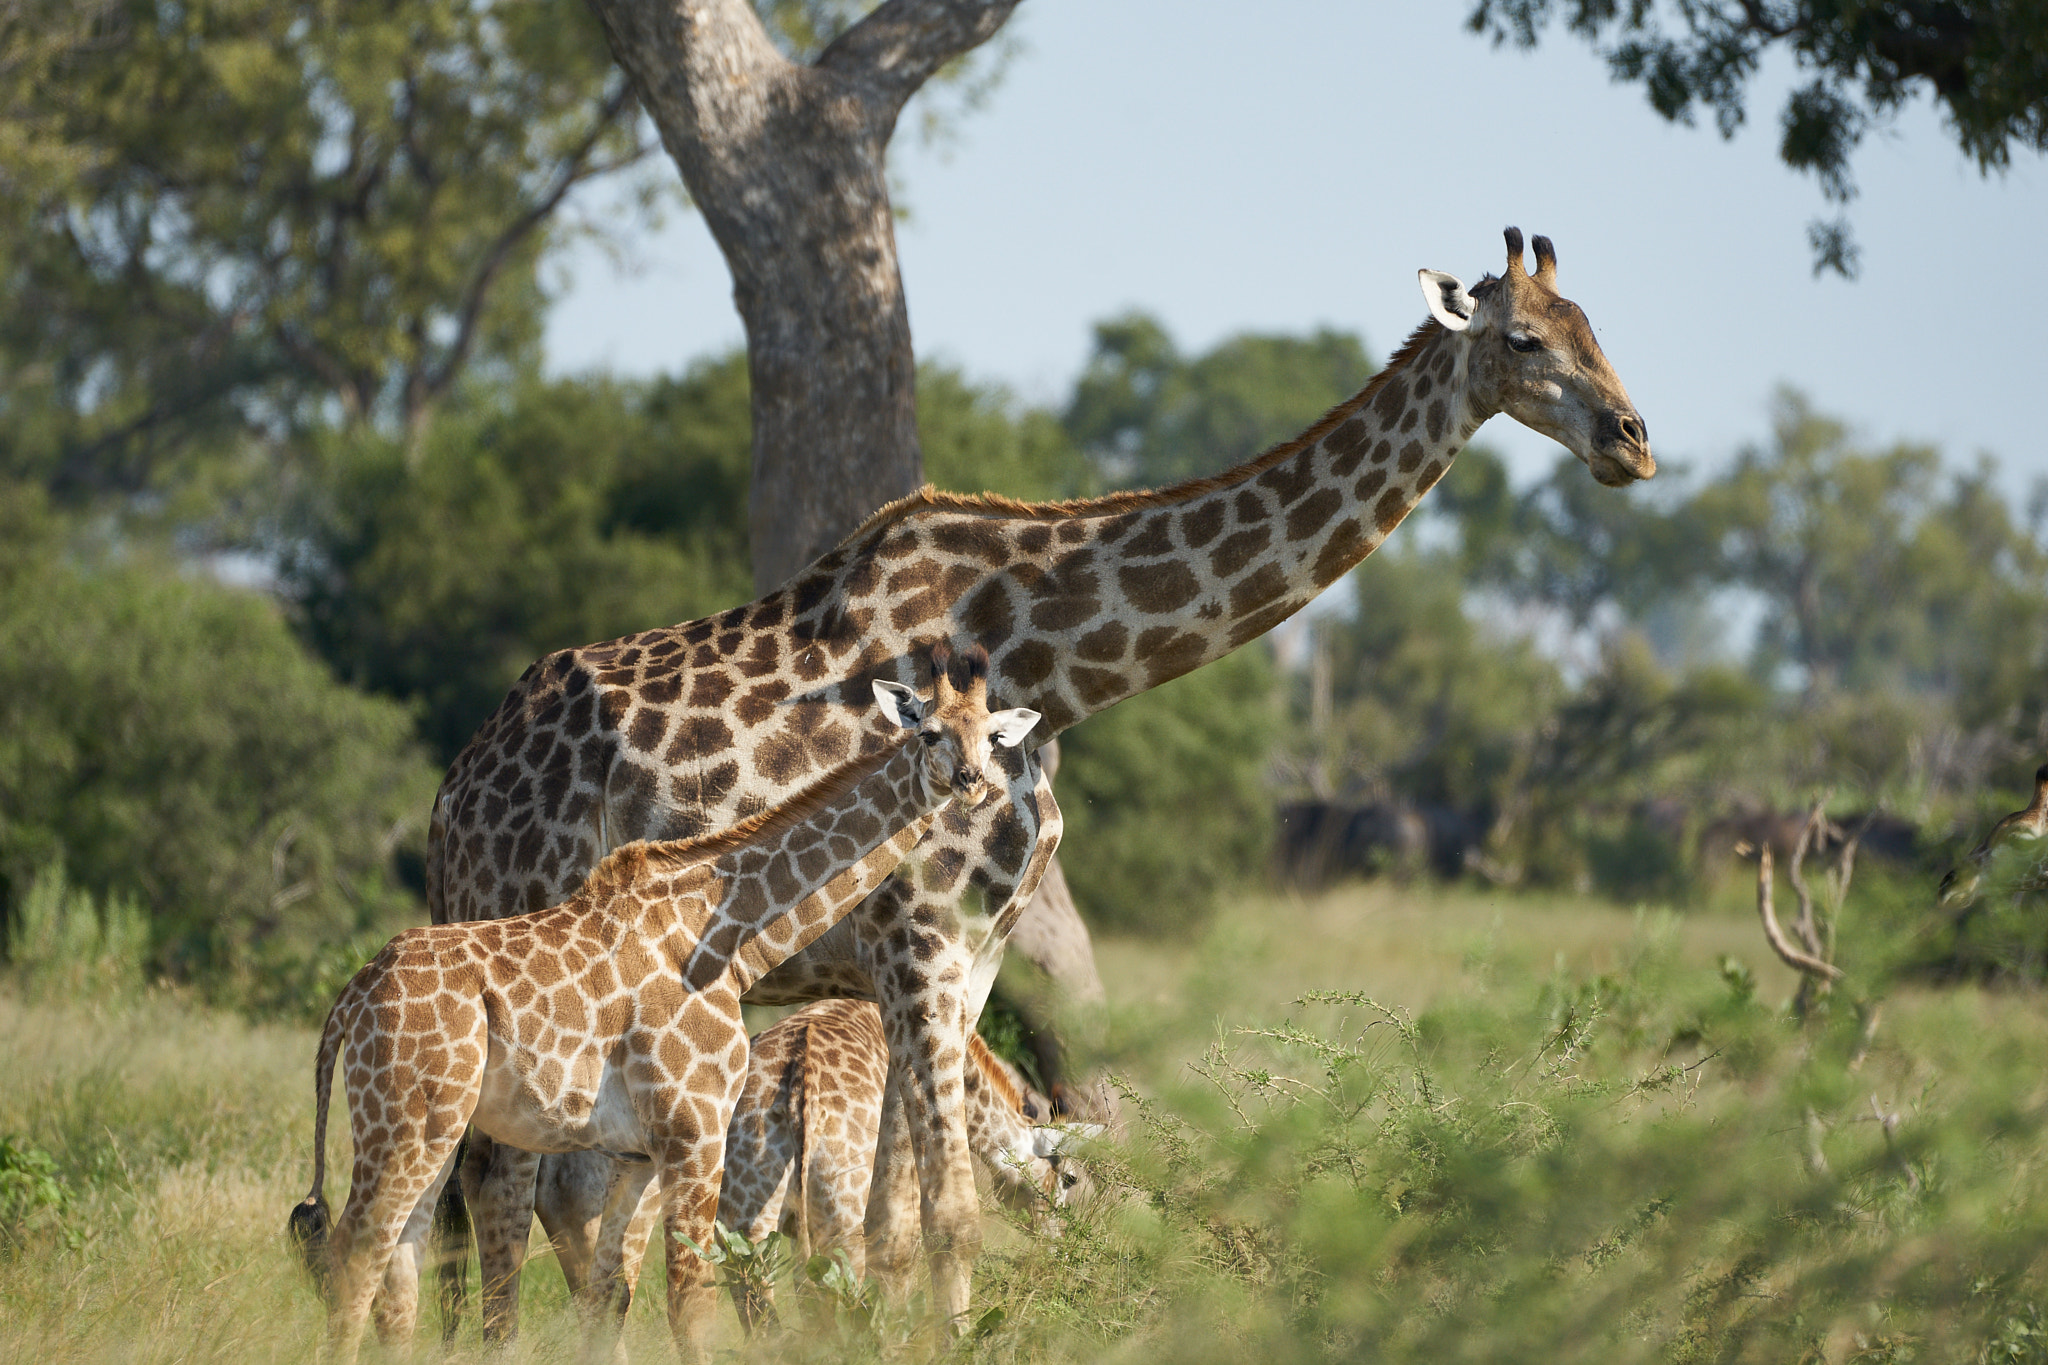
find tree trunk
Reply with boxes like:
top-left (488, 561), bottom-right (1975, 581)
top-left (583, 0), bottom-right (1019, 592)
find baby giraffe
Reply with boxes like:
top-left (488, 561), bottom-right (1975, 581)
top-left (717, 998), bottom-right (1101, 1331)
top-left (288, 644), bottom-right (1037, 1362)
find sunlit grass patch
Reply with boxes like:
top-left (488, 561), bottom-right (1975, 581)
top-left (6, 878), bottom-right (2048, 1363)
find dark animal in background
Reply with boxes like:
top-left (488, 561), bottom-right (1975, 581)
top-left (1277, 801), bottom-right (1483, 886)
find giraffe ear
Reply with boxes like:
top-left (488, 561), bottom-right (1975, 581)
top-left (1031, 1123), bottom-right (1105, 1159)
top-left (872, 679), bottom-right (928, 729)
top-left (987, 708), bottom-right (1040, 748)
top-left (1419, 269), bottom-right (1477, 332)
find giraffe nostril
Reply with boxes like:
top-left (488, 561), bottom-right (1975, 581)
top-left (1619, 412), bottom-right (1647, 447)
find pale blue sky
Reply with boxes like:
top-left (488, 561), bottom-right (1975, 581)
top-left (545, 1), bottom-right (2048, 498)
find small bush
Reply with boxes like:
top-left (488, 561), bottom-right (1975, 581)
top-left (0, 481), bottom-right (437, 996)
top-left (0, 1136), bottom-right (73, 1251)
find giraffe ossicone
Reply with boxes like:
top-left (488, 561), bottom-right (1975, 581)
top-left (290, 646), bottom-right (1034, 1362)
top-left (431, 226), bottom-right (1651, 1336)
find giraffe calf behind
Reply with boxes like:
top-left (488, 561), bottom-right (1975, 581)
top-left (719, 998), bottom-right (1101, 1331)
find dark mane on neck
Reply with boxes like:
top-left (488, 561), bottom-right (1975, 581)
top-left (969, 1034), bottom-right (1026, 1114)
top-left (834, 318), bottom-right (1448, 541)
top-left (571, 738), bottom-right (908, 903)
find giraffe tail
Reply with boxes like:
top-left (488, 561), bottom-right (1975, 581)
top-left (287, 989), bottom-right (349, 1287)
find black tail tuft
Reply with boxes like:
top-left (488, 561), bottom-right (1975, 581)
top-left (288, 1195), bottom-right (333, 1289)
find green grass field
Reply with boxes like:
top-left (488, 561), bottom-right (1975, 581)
top-left (5, 879), bottom-right (2047, 1362)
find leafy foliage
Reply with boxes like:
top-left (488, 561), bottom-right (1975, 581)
top-left (1055, 648), bottom-right (1280, 933)
top-left (2, 864), bottom-right (148, 1000)
top-left (919, 365), bottom-right (1092, 502)
top-left (281, 360), bottom-right (755, 762)
top-left (0, 1135), bottom-right (73, 1252)
top-left (0, 482), bottom-right (435, 985)
top-left (1064, 313), bottom-right (1374, 488)
top-left (0, 0), bottom-right (662, 494)
top-left (1466, 0), bottom-right (2048, 274)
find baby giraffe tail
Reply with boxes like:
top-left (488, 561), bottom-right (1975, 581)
top-left (286, 991), bottom-right (349, 1289)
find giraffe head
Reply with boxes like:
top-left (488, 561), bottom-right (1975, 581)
top-left (1031, 1121), bottom-right (1105, 1207)
top-left (1419, 226), bottom-right (1654, 488)
top-left (873, 644), bottom-right (1039, 808)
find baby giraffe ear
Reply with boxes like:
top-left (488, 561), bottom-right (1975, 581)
top-left (1031, 1122), bottom-right (1106, 1159)
top-left (1418, 268), bottom-right (1477, 332)
top-left (872, 679), bottom-right (927, 729)
top-left (987, 707), bottom-right (1041, 749)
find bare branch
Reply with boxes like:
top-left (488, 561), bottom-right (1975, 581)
top-left (817, 0), bottom-right (1021, 115)
top-left (1756, 846), bottom-right (1845, 982)
top-left (410, 77), bottom-right (645, 431)
top-left (1786, 792), bottom-right (1833, 959)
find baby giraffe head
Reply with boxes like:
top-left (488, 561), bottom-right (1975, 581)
top-left (873, 643), bottom-right (1039, 807)
top-left (1419, 226), bottom-right (1654, 489)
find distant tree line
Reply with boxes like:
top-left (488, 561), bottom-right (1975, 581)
top-left (4, 1), bottom-right (2046, 1004)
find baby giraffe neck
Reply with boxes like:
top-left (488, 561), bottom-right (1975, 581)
top-left (677, 737), bottom-right (944, 994)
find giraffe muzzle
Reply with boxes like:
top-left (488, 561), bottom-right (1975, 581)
top-left (1592, 409), bottom-right (1655, 485)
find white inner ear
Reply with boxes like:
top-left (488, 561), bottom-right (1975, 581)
top-left (1418, 268), bottom-right (1476, 333)
top-left (872, 679), bottom-right (924, 729)
top-left (1031, 1122), bottom-right (1104, 1158)
top-left (988, 707), bottom-right (1041, 748)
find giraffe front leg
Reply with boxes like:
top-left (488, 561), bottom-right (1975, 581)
top-left (862, 736), bottom-right (1060, 1330)
top-left (533, 1148), bottom-right (623, 1299)
top-left (652, 1122), bottom-right (733, 1363)
top-left (574, 1157), bottom-right (657, 1362)
top-left (460, 1135), bottom-right (542, 1345)
top-left (860, 1064), bottom-right (922, 1300)
top-left (888, 957), bottom-right (984, 1330)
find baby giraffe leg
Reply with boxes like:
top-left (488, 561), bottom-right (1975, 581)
top-left (654, 1127), bottom-right (729, 1364)
top-left (328, 1120), bottom-right (469, 1363)
top-left (861, 1067), bottom-right (921, 1296)
top-left (578, 1158), bottom-right (657, 1333)
top-left (373, 1140), bottom-right (465, 1344)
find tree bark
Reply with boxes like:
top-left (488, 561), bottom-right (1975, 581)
top-left (582, 0), bottom-right (1020, 593)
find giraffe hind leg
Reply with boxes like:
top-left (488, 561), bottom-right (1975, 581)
top-left (327, 1119), bottom-right (466, 1365)
top-left (374, 1136), bottom-right (466, 1345)
top-left (431, 1128), bottom-right (473, 1342)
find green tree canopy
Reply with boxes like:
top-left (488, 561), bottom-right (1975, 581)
top-left (0, 0), bottom-right (659, 498)
top-left (1467, 0), bottom-right (2048, 274)
top-left (281, 357), bottom-right (756, 763)
top-left (0, 482), bottom-right (436, 983)
top-left (1063, 313), bottom-right (1375, 488)
top-left (1690, 388), bottom-right (2048, 707)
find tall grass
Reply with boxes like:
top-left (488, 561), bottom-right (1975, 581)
top-left (5, 865), bottom-right (149, 1000)
top-left (3, 882), bottom-right (2046, 1362)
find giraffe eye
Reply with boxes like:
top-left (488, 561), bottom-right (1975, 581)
top-left (1507, 332), bottom-right (1543, 353)
top-left (919, 725), bottom-right (941, 743)
top-left (1060, 1171), bottom-right (1079, 1188)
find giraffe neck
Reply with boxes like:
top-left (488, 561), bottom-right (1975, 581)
top-left (990, 319), bottom-right (1481, 730)
top-left (666, 737), bottom-right (943, 994)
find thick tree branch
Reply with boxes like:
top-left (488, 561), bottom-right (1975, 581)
top-left (819, 0), bottom-right (1021, 115)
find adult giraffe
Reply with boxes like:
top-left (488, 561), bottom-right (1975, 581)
top-left (429, 228), bottom-right (1653, 1333)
